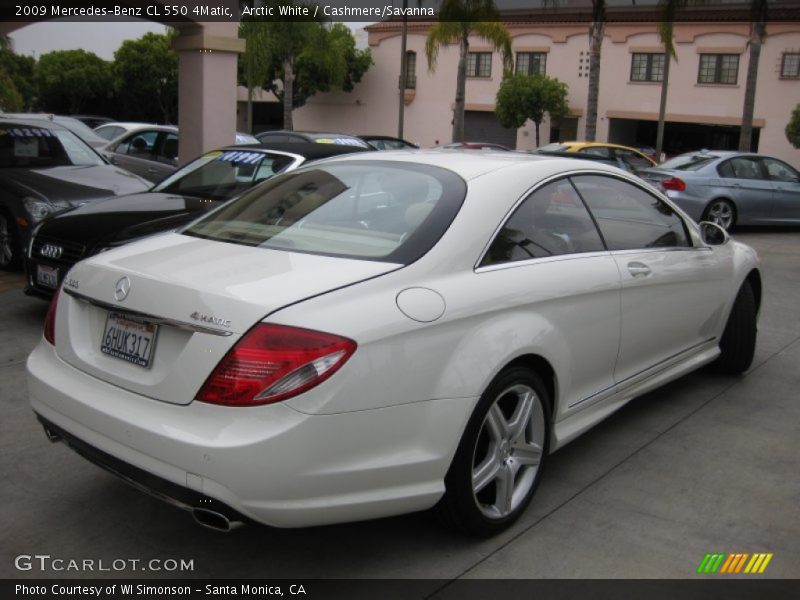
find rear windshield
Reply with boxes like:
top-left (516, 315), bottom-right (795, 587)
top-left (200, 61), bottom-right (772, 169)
top-left (0, 124), bottom-right (104, 168)
top-left (182, 161), bottom-right (467, 264)
top-left (658, 154), bottom-right (717, 171)
top-left (154, 149), bottom-right (295, 200)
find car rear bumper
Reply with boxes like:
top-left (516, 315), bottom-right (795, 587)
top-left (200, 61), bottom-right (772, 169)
top-left (27, 340), bottom-right (471, 528)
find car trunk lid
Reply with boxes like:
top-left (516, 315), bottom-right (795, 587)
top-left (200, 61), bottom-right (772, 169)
top-left (55, 232), bottom-right (399, 405)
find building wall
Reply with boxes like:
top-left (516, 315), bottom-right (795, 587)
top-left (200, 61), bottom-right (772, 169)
top-left (293, 21), bottom-right (800, 163)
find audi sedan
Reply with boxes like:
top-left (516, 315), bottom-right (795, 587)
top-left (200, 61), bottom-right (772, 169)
top-left (640, 151), bottom-right (800, 230)
top-left (0, 119), bottom-right (150, 271)
top-left (24, 142), bottom-right (371, 299)
top-left (28, 151), bottom-right (760, 536)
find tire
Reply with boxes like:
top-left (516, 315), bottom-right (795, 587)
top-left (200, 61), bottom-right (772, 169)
top-left (710, 280), bottom-right (757, 374)
top-left (437, 366), bottom-right (551, 537)
top-left (703, 199), bottom-right (736, 231)
top-left (0, 209), bottom-right (23, 271)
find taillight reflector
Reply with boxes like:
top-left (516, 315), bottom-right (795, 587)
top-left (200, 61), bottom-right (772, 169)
top-left (661, 177), bottom-right (686, 192)
top-left (196, 324), bottom-right (357, 407)
top-left (43, 289), bottom-right (59, 345)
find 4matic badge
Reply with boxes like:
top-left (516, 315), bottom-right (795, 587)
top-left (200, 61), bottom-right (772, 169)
top-left (190, 312), bottom-right (231, 328)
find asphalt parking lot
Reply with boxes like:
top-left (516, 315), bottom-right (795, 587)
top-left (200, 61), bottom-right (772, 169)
top-left (1, 228), bottom-right (798, 582)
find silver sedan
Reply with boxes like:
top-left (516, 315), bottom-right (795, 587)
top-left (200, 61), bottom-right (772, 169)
top-left (640, 151), bottom-right (800, 230)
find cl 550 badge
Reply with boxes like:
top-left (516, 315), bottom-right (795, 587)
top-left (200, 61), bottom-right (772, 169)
top-left (190, 312), bottom-right (231, 328)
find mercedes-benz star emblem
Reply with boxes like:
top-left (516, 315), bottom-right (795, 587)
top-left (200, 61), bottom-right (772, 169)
top-left (114, 276), bottom-right (131, 302)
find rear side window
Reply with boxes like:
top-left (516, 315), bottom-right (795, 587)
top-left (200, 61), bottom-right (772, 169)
top-left (481, 178), bottom-right (605, 266)
top-left (183, 161), bottom-right (466, 264)
top-left (571, 175), bottom-right (691, 250)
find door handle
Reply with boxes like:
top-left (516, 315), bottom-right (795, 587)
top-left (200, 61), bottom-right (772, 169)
top-left (627, 262), bottom-right (651, 277)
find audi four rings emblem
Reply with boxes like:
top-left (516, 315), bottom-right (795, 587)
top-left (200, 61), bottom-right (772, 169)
top-left (114, 276), bottom-right (131, 302)
top-left (39, 244), bottom-right (63, 259)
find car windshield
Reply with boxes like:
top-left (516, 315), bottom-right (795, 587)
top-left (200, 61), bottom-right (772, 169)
top-left (659, 154), bottom-right (718, 171)
top-left (307, 134), bottom-right (370, 148)
top-left (153, 149), bottom-right (295, 200)
top-left (182, 161), bottom-right (466, 264)
top-left (538, 143), bottom-right (569, 152)
top-left (0, 124), bottom-right (104, 168)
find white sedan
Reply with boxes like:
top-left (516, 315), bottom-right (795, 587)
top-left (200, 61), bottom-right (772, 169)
top-left (27, 151), bottom-right (760, 536)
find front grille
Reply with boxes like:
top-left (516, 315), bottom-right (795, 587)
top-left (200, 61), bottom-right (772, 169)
top-left (31, 234), bottom-right (87, 264)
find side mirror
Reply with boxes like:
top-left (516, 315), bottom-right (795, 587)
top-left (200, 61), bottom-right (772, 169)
top-left (699, 221), bottom-right (729, 246)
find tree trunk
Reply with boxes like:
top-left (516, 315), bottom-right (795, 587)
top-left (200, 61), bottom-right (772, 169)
top-left (535, 120), bottom-right (541, 148)
top-left (452, 33), bottom-right (468, 143)
top-left (655, 52), bottom-right (671, 162)
top-left (246, 84), bottom-right (254, 133)
top-left (398, 5), bottom-right (408, 139)
top-left (739, 18), bottom-right (765, 152)
top-left (585, 20), bottom-right (604, 142)
top-left (283, 55), bottom-right (295, 131)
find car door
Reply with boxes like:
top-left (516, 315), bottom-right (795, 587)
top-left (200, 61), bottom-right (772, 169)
top-left (761, 157), bottom-right (800, 222)
top-left (107, 129), bottom-right (162, 181)
top-left (477, 176), bottom-right (621, 415)
top-left (716, 156), bottom-right (775, 223)
top-left (571, 174), bottom-right (728, 385)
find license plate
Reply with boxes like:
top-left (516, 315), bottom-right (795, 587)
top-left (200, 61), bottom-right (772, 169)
top-left (101, 313), bottom-right (158, 368)
top-left (36, 264), bottom-right (58, 289)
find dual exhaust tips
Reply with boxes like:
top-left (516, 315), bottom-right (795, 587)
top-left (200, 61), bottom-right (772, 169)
top-left (42, 422), bottom-right (244, 533)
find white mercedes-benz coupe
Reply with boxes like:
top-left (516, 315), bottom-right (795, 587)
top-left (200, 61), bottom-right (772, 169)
top-left (28, 151), bottom-right (760, 536)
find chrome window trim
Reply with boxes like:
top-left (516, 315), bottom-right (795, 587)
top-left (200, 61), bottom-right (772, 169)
top-left (473, 168), bottom-right (700, 272)
top-left (63, 288), bottom-right (233, 337)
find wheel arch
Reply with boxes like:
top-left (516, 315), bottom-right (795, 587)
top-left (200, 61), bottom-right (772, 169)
top-left (745, 268), bottom-right (762, 314)
top-left (500, 353), bottom-right (557, 418)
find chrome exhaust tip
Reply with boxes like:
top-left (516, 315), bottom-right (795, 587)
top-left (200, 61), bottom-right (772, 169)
top-left (42, 425), bottom-right (62, 442)
top-left (192, 507), bottom-right (243, 532)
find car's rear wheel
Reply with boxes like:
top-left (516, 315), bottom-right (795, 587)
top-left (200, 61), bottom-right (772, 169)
top-left (0, 210), bottom-right (23, 271)
top-left (438, 366), bottom-right (550, 537)
top-left (703, 199), bottom-right (736, 231)
top-left (710, 280), bottom-right (757, 374)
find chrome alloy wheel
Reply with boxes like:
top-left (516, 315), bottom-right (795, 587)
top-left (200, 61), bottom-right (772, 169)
top-left (706, 200), bottom-right (734, 230)
top-left (471, 384), bottom-right (545, 519)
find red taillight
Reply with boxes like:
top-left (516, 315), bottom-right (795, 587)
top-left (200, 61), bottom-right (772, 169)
top-left (196, 324), bottom-right (357, 407)
top-left (43, 289), bottom-right (60, 345)
top-left (661, 177), bottom-right (686, 192)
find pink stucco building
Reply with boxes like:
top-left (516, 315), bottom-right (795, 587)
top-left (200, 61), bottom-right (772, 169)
top-left (284, 18), bottom-right (800, 163)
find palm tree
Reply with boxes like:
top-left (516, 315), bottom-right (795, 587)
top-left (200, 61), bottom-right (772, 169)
top-left (425, 0), bottom-right (512, 143)
top-left (655, 0), bottom-right (686, 162)
top-left (584, 0), bottom-right (606, 142)
top-left (739, 0), bottom-right (768, 151)
top-left (239, 20), bottom-right (271, 133)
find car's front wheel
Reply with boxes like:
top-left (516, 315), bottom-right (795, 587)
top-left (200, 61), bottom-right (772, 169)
top-left (0, 210), bottom-right (23, 271)
top-left (703, 199), bottom-right (736, 231)
top-left (710, 280), bottom-right (757, 374)
top-left (438, 366), bottom-right (550, 536)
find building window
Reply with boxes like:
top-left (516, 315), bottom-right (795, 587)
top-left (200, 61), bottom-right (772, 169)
top-left (698, 53), bottom-right (739, 84)
top-left (515, 52), bottom-right (547, 76)
top-left (630, 53), bottom-right (665, 82)
top-left (466, 52), bottom-right (492, 78)
top-left (404, 51), bottom-right (417, 89)
top-left (781, 52), bottom-right (800, 79)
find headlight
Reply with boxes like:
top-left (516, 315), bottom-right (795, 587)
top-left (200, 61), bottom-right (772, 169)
top-left (23, 197), bottom-right (71, 223)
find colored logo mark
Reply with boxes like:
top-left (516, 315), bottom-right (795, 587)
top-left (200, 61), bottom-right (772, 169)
top-left (697, 553), bottom-right (773, 574)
